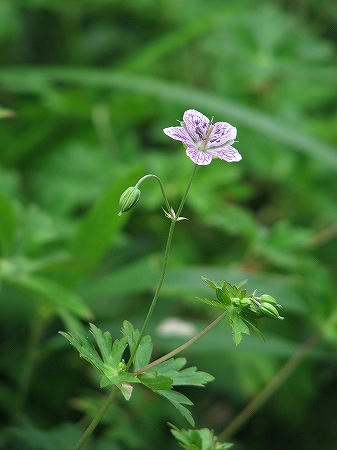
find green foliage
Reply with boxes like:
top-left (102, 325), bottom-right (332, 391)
top-left (170, 423), bottom-right (232, 450)
top-left (198, 278), bottom-right (283, 344)
top-left (149, 358), bottom-right (214, 387)
top-left (60, 324), bottom-right (137, 400)
top-left (61, 321), bottom-right (213, 424)
top-left (0, 0), bottom-right (336, 449)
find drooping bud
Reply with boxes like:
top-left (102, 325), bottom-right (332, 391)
top-left (118, 186), bottom-right (141, 216)
top-left (260, 302), bottom-right (284, 320)
top-left (260, 294), bottom-right (277, 305)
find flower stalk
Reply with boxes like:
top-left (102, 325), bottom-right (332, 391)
top-left (134, 310), bottom-right (227, 375)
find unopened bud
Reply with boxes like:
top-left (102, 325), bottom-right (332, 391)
top-left (118, 186), bottom-right (141, 216)
top-left (260, 303), bottom-right (284, 320)
top-left (260, 294), bottom-right (277, 305)
top-left (240, 297), bottom-right (252, 307)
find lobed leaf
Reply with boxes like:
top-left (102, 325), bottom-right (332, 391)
top-left (151, 358), bottom-right (214, 387)
top-left (157, 390), bottom-right (195, 427)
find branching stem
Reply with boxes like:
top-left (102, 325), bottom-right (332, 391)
top-left (135, 310), bottom-right (227, 375)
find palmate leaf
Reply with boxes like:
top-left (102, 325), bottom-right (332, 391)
top-left (228, 310), bottom-right (250, 346)
top-left (150, 358), bottom-right (214, 387)
top-left (122, 320), bottom-right (152, 371)
top-left (138, 373), bottom-right (173, 391)
top-left (139, 357), bottom-right (214, 426)
top-left (60, 324), bottom-right (137, 399)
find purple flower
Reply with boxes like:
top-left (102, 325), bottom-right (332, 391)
top-left (163, 109), bottom-right (242, 165)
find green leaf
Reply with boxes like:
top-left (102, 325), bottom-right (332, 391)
top-left (60, 324), bottom-right (137, 396)
top-left (242, 318), bottom-right (265, 341)
top-left (216, 288), bottom-right (231, 306)
top-left (151, 358), bottom-right (214, 387)
top-left (195, 297), bottom-right (225, 309)
top-left (157, 390), bottom-right (194, 426)
top-left (138, 373), bottom-right (173, 391)
top-left (0, 192), bottom-right (16, 256)
top-left (169, 423), bottom-right (233, 450)
top-left (201, 276), bottom-right (218, 291)
top-left (6, 274), bottom-right (91, 319)
top-left (229, 310), bottom-right (250, 345)
top-left (122, 320), bottom-right (152, 371)
top-left (60, 331), bottom-right (105, 373)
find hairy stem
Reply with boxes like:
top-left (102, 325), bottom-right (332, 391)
top-left (74, 388), bottom-right (118, 450)
top-left (135, 310), bottom-right (227, 375)
top-left (220, 333), bottom-right (318, 439)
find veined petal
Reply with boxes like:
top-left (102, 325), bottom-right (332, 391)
top-left (208, 122), bottom-right (237, 148)
top-left (186, 147), bottom-right (212, 165)
top-left (163, 126), bottom-right (194, 146)
top-left (183, 109), bottom-right (211, 142)
top-left (208, 146), bottom-right (242, 162)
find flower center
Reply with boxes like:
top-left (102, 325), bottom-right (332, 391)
top-left (196, 124), bottom-right (214, 151)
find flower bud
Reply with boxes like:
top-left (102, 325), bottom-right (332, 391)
top-left (260, 294), bottom-right (277, 305)
top-left (240, 297), bottom-right (252, 307)
top-left (260, 302), bottom-right (284, 320)
top-left (118, 186), bottom-right (141, 216)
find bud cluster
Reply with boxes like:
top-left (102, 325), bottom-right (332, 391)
top-left (201, 277), bottom-right (284, 320)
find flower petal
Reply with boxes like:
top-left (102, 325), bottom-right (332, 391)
top-left (163, 126), bottom-right (194, 146)
top-left (183, 109), bottom-right (211, 142)
top-left (186, 148), bottom-right (212, 165)
top-left (208, 146), bottom-right (242, 162)
top-left (208, 122), bottom-right (237, 148)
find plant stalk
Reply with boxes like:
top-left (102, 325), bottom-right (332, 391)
top-left (74, 164), bottom-right (197, 448)
top-left (219, 333), bottom-right (318, 439)
top-left (126, 164), bottom-right (197, 370)
top-left (74, 388), bottom-right (118, 450)
top-left (135, 310), bottom-right (227, 375)
top-left (135, 174), bottom-right (171, 212)
top-left (16, 312), bottom-right (47, 414)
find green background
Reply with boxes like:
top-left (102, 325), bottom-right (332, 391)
top-left (0, 0), bottom-right (336, 449)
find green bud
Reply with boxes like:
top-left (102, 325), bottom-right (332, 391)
top-left (260, 294), bottom-right (277, 305)
top-left (260, 302), bottom-right (284, 320)
top-left (232, 297), bottom-right (241, 306)
top-left (240, 297), bottom-right (252, 307)
top-left (118, 186), bottom-right (141, 216)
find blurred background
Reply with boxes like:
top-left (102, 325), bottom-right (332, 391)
top-left (0, 0), bottom-right (336, 449)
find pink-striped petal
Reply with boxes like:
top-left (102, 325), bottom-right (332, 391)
top-left (186, 148), bottom-right (213, 165)
top-left (208, 146), bottom-right (242, 162)
top-left (183, 109), bottom-right (211, 142)
top-left (208, 122), bottom-right (237, 148)
top-left (163, 126), bottom-right (194, 146)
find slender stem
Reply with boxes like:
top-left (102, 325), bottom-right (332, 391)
top-left (74, 388), bottom-right (118, 450)
top-left (16, 312), bottom-right (46, 414)
top-left (219, 333), bottom-right (318, 439)
top-left (135, 310), bottom-right (227, 375)
top-left (176, 165), bottom-right (198, 218)
top-left (126, 164), bottom-right (198, 370)
top-left (135, 174), bottom-right (171, 212)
